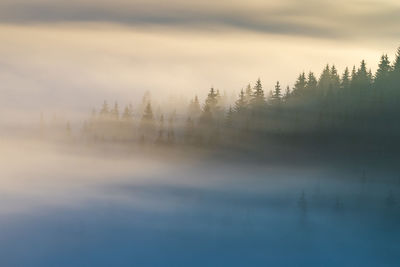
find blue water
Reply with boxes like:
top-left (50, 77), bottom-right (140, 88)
top-left (1, 159), bottom-right (399, 266)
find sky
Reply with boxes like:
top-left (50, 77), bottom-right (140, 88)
top-left (1, 0), bottom-right (400, 123)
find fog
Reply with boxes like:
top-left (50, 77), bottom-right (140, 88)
top-left (1, 0), bottom-right (400, 265)
top-left (1, 23), bottom-right (398, 126)
top-left (0, 135), bottom-right (399, 266)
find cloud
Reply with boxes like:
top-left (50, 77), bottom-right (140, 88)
top-left (0, 0), bottom-right (399, 40)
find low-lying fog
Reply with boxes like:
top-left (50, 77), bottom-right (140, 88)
top-left (1, 137), bottom-right (399, 266)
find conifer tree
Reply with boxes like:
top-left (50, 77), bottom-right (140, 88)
top-left (111, 102), bottom-right (119, 120)
top-left (188, 96), bottom-right (201, 118)
top-left (205, 87), bottom-right (219, 112)
top-left (235, 89), bottom-right (246, 113)
top-left (271, 81), bottom-right (282, 102)
top-left (375, 54), bottom-right (392, 85)
top-left (100, 100), bottom-right (109, 116)
top-left (368, 69), bottom-right (373, 83)
top-left (122, 106), bottom-right (133, 121)
top-left (318, 65), bottom-right (332, 93)
top-left (142, 103), bottom-right (154, 121)
top-left (341, 67), bottom-right (351, 90)
top-left (292, 72), bottom-right (307, 96)
top-left (140, 91), bottom-right (151, 114)
top-left (389, 48), bottom-right (400, 105)
top-left (251, 78), bottom-right (266, 107)
top-left (216, 89), bottom-right (222, 107)
top-left (284, 86), bottom-right (291, 100)
top-left (244, 84), bottom-right (253, 105)
top-left (120, 105), bottom-right (134, 141)
top-left (330, 65), bottom-right (341, 90)
top-left (351, 66), bottom-right (357, 87)
top-left (393, 47), bottom-right (400, 73)
top-left (354, 60), bottom-right (372, 89)
top-left (306, 72), bottom-right (318, 93)
top-left (140, 102), bottom-right (155, 141)
top-left (225, 106), bottom-right (234, 128)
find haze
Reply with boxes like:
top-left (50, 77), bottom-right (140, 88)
top-left (1, 0), bottom-right (400, 124)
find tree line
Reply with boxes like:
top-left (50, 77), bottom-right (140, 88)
top-left (44, 47), bottom-right (400, 155)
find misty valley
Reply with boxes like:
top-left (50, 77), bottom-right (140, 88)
top-left (1, 47), bottom-right (400, 266)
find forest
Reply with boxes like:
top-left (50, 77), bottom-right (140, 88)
top-left (40, 47), bottom-right (400, 159)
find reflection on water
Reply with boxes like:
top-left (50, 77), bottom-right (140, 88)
top-left (0, 139), bottom-right (400, 266)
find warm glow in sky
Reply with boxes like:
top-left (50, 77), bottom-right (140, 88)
top-left (1, 0), bottom-right (399, 122)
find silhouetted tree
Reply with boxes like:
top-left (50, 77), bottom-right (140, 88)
top-left (341, 67), bottom-right (351, 90)
top-left (235, 89), bottom-right (247, 113)
top-left (292, 72), bottom-right (307, 97)
top-left (140, 102), bottom-right (155, 142)
top-left (306, 72), bottom-right (318, 93)
top-left (188, 96), bottom-right (201, 119)
top-left (244, 84), bottom-right (253, 106)
top-left (100, 100), bottom-right (109, 116)
top-left (225, 106), bottom-right (234, 128)
top-left (271, 81), bottom-right (282, 103)
top-left (251, 78), bottom-right (266, 107)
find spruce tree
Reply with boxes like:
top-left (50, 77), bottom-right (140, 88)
top-left (393, 47), bottom-right (400, 73)
top-left (140, 91), bottom-right (151, 114)
top-left (251, 78), bottom-right (266, 107)
top-left (121, 105), bottom-right (134, 141)
top-left (205, 87), bottom-right (219, 112)
top-left (389, 48), bottom-right (400, 100)
top-left (111, 102), bottom-right (119, 120)
top-left (271, 81), bottom-right (282, 102)
top-left (188, 96), bottom-right (201, 118)
top-left (306, 72), bottom-right (318, 93)
top-left (142, 103), bottom-right (154, 121)
top-left (318, 65), bottom-right (332, 93)
top-left (330, 65), bottom-right (341, 90)
top-left (235, 89), bottom-right (247, 113)
top-left (216, 89), bottom-right (222, 108)
top-left (122, 106), bottom-right (133, 121)
top-left (292, 72), bottom-right (307, 96)
top-left (140, 102), bottom-right (155, 141)
top-left (284, 86), bottom-right (291, 100)
top-left (225, 106), bottom-right (234, 128)
top-left (354, 60), bottom-right (372, 90)
top-left (341, 67), bottom-right (350, 90)
top-left (244, 84), bottom-right (253, 105)
top-left (375, 54), bottom-right (392, 84)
